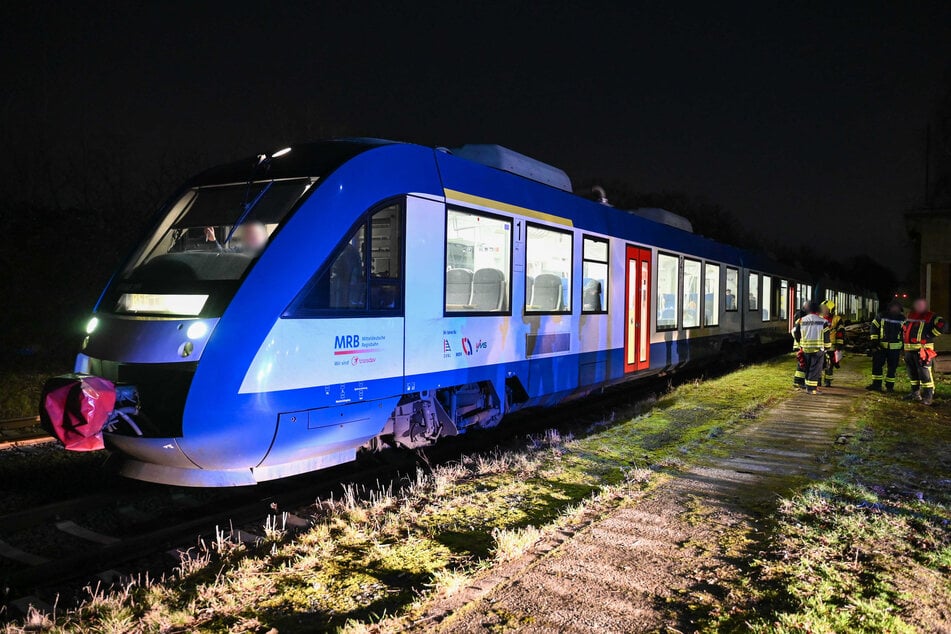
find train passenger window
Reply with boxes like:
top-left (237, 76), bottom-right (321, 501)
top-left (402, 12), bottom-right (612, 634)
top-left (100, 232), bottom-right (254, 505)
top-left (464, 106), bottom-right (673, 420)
top-left (748, 272), bottom-right (760, 311)
top-left (779, 280), bottom-right (788, 320)
top-left (725, 267), bottom-right (738, 311)
top-left (682, 258), bottom-right (701, 328)
top-left (762, 276), bottom-right (771, 321)
top-left (287, 201), bottom-right (403, 315)
top-left (582, 236), bottom-right (608, 313)
top-left (656, 253), bottom-right (678, 330)
top-left (445, 208), bottom-right (511, 313)
top-left (704, 263), bottom-right (720, 326)
top-left (526, 224), bottom-right (573, 313)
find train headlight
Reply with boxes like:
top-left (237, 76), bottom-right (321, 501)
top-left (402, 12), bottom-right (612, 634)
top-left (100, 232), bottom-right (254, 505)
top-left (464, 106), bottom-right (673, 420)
top-left (186, 321), bottom-right (208, 340)
top-left (85, 316), bottom-right (99, 334)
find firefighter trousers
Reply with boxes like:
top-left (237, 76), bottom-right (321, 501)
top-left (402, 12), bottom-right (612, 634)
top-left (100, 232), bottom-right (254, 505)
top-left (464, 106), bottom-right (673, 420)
top-left (823, 350), bottom-right (838, 384)
top-left (871, 347), bottom-right (901, 389)
top-left (793, 353), bottom-right (806, 386)
top-left (904, 350), bottom-right (934, 396)
top-left (804, 351), bottom-right (825, 391)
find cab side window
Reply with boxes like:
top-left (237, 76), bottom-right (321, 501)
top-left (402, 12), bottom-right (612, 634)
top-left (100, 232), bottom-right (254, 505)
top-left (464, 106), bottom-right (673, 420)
top-left (287, 201), bottom-right (403, 315)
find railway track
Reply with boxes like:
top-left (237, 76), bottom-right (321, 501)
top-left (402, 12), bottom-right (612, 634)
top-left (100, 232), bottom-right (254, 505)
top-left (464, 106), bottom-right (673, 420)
top-left (0, 415), bottom-right (51, 449)
top-left (0, 349), bottom-right (785, 618)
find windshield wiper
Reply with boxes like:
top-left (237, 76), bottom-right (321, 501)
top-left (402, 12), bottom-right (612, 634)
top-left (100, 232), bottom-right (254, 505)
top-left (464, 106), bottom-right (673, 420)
top-left (223, 180), bottom-right (273, 245)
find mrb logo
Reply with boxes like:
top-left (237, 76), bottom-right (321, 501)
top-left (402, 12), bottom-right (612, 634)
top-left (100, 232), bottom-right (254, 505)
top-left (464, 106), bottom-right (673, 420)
top-left (334, 335), bottom-right (360, 350)
top-left (461, 337), bottom-right (487, 356)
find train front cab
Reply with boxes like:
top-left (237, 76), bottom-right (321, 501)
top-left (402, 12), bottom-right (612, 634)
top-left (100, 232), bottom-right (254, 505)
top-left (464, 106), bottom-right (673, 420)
top-left (82, 142), bottom-right (451, 486)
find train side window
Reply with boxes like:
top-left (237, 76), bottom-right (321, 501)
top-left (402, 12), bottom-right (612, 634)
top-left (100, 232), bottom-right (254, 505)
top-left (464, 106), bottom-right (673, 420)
top-left (725, 267), bottom-right (738, 311)
top-left (779, 279), bottom-right (788, 320)
top-left (682, 258), bottom-right (701, 328)
top-left (368, 204), bottom-right (402, 309)
top-left (526, 224), bottom-right (573, 313)
top-left (762, 276), bottom-right (771, 321)
top-left (581, 236), bottom-right (608, 313)
top-left (286, 201), bottom-right (403, 315)
top-left (748, 272), bottom-right (760, 311)
top-left (704, 263), bottom-right (720, 327)
top-left (445, 208), bottom-right (511, 314)
top-left (656, 253), bottom-right (679, 330)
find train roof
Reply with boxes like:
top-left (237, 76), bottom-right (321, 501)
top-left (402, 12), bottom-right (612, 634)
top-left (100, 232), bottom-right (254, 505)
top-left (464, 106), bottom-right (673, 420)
top-left (188, 138), bottom-right (395, 187)
top-left (187, 138), bottom-right (812, 280)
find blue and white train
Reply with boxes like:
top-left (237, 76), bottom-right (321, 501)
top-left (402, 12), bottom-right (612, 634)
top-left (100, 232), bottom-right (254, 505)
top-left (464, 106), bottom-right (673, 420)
top-left (67, 139), bottom-right (877, 486)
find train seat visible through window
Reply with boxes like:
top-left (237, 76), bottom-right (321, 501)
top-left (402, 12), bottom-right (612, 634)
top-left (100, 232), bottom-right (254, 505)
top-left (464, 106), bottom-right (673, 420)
top-left (446, 268), bottom-right (473, 307)
top-left (472, 268), bottom-right (505, 311)
top-left (532, 273), bottom-right (563, 311)
top-left (582, 278), bottom-right (603, 311)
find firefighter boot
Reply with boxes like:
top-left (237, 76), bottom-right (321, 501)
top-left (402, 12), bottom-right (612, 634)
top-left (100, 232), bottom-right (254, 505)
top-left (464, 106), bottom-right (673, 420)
top-left (884, 380), bottom-right (895, 392)
top-left (865, 380), bottom-right (882, 392)
top-left (903, 390), bottom-right (922, 402)
top-left (824, 380), bottom-right (832, 388)
top-left (921, 389), bottom-right (934, 406)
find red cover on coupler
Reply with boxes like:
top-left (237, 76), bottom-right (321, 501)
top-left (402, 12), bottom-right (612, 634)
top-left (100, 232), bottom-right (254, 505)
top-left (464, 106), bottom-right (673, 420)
top-left (40, 374), bottom-right (116, 451)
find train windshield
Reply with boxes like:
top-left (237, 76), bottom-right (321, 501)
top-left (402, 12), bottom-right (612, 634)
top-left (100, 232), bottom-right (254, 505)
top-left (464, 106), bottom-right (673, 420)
top-left (112, 178), bottom-right (313, 315)
top-left (123, 178), bottom-right (312, 282)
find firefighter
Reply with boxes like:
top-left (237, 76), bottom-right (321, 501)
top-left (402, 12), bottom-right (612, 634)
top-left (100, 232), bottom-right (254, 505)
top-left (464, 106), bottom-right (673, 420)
top-left (791, 300), bottom-right (811, 388)
top-left (793, 301), bottom-right (830, 395)
top-left (820, 300), bottom-right (845, 387)
top-left (902, 298), bottom-right (946, 405)
top-left (866, 300), bottom-right (904, 392)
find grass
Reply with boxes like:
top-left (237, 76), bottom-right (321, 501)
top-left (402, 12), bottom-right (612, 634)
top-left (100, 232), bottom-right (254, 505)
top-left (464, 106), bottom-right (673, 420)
top-left (702, 363), bottom-right (951, 633)
top-left (10, 354), bottom-right (945, 633)
top-left (2, 357), bottom-right (799, 633)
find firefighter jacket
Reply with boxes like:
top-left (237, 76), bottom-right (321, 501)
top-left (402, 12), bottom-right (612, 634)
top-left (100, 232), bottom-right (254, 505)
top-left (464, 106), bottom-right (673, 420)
top-left (902, 311), bottom-right (946, 351)
top-left (794, 313), bottom-right (830, 353)
top-left (870, 311), bottom-right (904, 349)
top-left (826, 313), bottom-right (845, 350)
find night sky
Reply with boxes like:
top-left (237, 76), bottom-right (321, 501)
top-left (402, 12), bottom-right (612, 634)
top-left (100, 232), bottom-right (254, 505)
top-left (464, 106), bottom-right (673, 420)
top-left (3, 2), bottom-right (950, 278)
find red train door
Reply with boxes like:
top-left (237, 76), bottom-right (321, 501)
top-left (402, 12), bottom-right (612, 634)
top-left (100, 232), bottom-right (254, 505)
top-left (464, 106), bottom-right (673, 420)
top-left (624, 246), bottom-right (652, 373)
top-left (788, 283), bottom-right (797, 332)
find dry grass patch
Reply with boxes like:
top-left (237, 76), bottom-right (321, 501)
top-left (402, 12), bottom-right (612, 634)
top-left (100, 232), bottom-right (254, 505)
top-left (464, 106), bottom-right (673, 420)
top-left (491, 525), bottom-right (542, 562)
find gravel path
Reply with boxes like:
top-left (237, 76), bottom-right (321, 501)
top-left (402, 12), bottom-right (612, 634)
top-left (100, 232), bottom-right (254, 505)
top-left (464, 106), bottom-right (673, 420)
top-left (424, 366), bottom-right (862, 633)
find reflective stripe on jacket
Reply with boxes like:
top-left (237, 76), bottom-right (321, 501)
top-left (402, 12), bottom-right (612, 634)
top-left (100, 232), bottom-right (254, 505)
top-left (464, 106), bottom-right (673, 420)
top-left (871, 313), bottom-right (904, 349)
top-left (794, 313), bottom-right (830, 352)
top-left (903, 311), bottom-right (946, 350)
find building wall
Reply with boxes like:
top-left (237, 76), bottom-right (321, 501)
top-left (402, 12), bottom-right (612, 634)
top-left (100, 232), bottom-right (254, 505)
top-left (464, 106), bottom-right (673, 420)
top-left (907, 210), bottom-right (951, 321)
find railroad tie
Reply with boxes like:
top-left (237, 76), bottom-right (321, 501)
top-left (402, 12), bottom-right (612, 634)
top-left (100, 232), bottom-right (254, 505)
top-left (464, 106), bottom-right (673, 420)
top-left (55, 520), bottom-right (121, 545)
top-left (7, 595), bottom-right (53, 616)
top-left (0, 538), bottom-right (50, 566)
